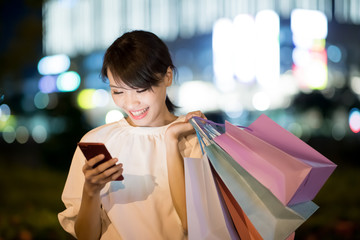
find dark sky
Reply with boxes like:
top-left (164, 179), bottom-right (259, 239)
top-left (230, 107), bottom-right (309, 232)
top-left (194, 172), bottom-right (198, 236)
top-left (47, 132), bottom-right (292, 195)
top-left (0, 0), bottom-right (43, 82)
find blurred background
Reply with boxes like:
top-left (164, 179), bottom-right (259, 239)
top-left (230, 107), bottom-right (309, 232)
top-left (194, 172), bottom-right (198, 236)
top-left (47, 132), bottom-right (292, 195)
top-left (0, 0), bottom-right (360, 239)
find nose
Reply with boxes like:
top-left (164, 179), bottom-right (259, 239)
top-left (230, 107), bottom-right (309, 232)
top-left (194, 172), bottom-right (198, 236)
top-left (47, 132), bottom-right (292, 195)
top-left (123, 92), bottom-right (140, 109)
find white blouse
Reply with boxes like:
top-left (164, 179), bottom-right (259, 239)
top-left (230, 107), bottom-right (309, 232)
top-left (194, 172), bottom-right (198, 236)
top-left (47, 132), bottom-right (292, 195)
top-left (58, 116), bottom-right (202, 240)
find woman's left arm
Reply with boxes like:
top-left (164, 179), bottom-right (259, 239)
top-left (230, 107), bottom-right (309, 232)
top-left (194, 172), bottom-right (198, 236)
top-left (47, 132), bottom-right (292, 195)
top-left (165, 111), bottom-right (206, 234)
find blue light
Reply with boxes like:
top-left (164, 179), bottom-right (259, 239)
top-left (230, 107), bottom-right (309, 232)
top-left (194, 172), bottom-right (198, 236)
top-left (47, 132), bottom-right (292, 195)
top-left (38, 54), bottom-right (71, 75)
top-left (327, 45), bottom-right (342, 63)
top-left (39, 75), bottom-right (57, 93)
top-left (57, 71), bottom-right (81, 92)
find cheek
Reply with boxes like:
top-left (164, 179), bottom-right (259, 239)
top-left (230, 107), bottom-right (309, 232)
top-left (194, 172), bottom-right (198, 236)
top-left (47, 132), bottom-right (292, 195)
top-left (112, 95), bottom-right (123, 108)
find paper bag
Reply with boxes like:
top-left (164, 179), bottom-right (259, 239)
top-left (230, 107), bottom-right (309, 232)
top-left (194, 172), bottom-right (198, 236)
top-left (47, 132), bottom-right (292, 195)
top-left (184, 155), bottom-right (239, 240)
top-left (213, 114), bottom-right (337, 205)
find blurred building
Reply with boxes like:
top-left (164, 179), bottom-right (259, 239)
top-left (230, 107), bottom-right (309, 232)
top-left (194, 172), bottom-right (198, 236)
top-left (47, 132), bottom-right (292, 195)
top-left (1, 0), bottom-right (360, 163)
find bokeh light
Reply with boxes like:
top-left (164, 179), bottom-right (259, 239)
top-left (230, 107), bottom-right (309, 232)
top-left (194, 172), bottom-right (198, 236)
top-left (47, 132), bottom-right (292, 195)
top-left (15, 126), bottom-right (29, 144)
top-left (287, 122), bottom-right (303, 138)
top-left (291, 9), bottom-right (328, 91)
top-left (213, 18), bottom-right (237, 92)
top-left (178, 80), bottom-right (219, 113)
top-left (39, 75), bottom-right (57, 93)
top-left (327, 45), bottom-right (342, 63)
top-left (57, 71), bottom-right (81, 92)
top-left (291, 9), bottom-right (328, 49)
top-left (93, 89), bottom-right (110, 107)
top-left (38, 54), bottom-right (71, 75)
top-left (34, 92), bottom-right (50, 109)
top-left (219, 93), bottom-right (244, 119)
top-left (0, 115), bottom-right (17, 132)
top-left (213, 10), bottom-right (280, 91)
top-left (232, 14), bottom-right (256, 83)
top-left (2, 126), bottom-right (16, 143)
top-left (32, 125), bottom-right (48, 143)
top-left (254, 10), bottom-right (280, 88)
top-left (252, 91), bottom-right (270, 111)
top-left (332, 122), bottom-right (346, 140)
top-left (349, 108), bottom-right (360, 133)
top-left (0, 104), bottom-right (11, 121)
top-left (105, 110), bottom-right (124, 124)
top-left (350, 76), bottom-right (360, 95)
top-left (77, 89), bottom-right (96, 109)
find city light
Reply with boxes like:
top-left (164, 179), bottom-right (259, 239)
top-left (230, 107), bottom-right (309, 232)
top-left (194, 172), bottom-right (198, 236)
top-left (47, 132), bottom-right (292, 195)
top-left (213, 10), bottom-right (280, 91)
top-left (291, 9), bottom-right (328, 91)
top-left (105, 110), bottom-right (124, 124)
top-left (254, 10), bottom-right (280, 88)
top-left (92, 89), bottom-right (110, 107)
top-left (349, 108), bottom-right (360, 133)
top-left (2, 126), bottom-right (16, 143)
top-left (252, 91), bottom-right (270, 111)
top-left (350, 76), bottom-right (360, 95)
top-left (213, 18), bottom-right (237, 92)
top-left (327, 45), bottom-right (342, 63)
top-left (34, 92), bottom-right (50, 109)
top-left (178, 80), bottom-right (220, 113)
top-left (32, 125), bottom-right (48, 144)
top-left (77, 89), bottom-right (96, 109)
top-left (0, 104), bottom-right (11, 122)
top-left (15, 126), bottom-right (29, 144)
top-left (39, 75), bottom-right (57, 93)
top-left (37, 54), bottom-right (71, 75)
top-left (56, 71), bottom-right (81, 92)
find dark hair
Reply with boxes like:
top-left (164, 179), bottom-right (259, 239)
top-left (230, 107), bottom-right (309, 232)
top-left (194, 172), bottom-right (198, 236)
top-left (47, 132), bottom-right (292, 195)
top-left (101, 30), bottom-right (177, 113)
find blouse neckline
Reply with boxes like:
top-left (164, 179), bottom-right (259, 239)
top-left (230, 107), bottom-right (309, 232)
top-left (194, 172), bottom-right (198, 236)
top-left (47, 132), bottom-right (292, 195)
top-left (116, 115), bottom-right (184, 134)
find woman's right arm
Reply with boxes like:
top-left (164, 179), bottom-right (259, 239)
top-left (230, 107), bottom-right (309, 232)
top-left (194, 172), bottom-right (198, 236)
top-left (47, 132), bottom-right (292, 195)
top-left (74, 154), bottom-right (123, 240)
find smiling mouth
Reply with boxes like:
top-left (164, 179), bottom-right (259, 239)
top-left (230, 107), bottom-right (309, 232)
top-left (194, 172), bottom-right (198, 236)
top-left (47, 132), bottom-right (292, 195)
top-left (129, 107), bottom-right (149, 120)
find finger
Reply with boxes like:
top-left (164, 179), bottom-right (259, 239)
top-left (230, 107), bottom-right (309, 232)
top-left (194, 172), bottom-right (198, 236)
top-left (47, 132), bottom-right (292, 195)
top-left (87, 154), bottom-right (105, 168)
top-left (186, 110), bottom-right (206, 121)
top-left (95, 158), bottom-right (118, 173)
top-left (95, 164), bottom-right (124, 183)
top-left (84, 157), bottom-right (117, 180)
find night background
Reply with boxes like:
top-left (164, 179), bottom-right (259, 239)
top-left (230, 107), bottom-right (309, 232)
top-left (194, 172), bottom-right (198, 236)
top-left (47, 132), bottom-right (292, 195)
top-left (0, 0), bottom-right (360, 239)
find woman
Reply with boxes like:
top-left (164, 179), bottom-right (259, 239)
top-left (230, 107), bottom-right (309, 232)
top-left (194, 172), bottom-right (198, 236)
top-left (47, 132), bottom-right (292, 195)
top-left (58, 30), bottom-right (204, 240)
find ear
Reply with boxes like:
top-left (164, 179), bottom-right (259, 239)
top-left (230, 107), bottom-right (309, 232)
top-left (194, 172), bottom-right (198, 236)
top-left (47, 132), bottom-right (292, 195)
top-left (164, 67), bottom-right (173, 87)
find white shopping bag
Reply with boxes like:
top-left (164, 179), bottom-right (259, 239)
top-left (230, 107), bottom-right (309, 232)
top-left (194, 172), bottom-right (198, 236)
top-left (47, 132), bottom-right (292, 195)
top-left (184, 155), bottom-right (239, 240)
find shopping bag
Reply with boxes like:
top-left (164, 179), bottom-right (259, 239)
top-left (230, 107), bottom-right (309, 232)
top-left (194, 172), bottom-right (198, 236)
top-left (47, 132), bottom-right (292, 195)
top-left (184, 155), bottom-right (239, 240)
top-left (210, 114), bottom-right (336, 206)
top-left (210, 164), bottom-right (263, 240)
top-left (212, 166), bottom-right (295, 240)
top-left (190, 118), bottom-right (319, 240)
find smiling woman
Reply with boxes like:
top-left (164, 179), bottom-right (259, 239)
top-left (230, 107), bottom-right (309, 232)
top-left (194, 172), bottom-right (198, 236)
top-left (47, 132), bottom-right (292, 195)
top-left (106, 68), bottom-right (174, 127)
top-left (58, 30), bottom-right (204, 240)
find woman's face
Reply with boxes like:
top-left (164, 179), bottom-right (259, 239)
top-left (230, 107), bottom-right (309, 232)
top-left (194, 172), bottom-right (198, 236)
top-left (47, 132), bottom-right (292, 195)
top-left (108, 69), bottom-right (174, 127)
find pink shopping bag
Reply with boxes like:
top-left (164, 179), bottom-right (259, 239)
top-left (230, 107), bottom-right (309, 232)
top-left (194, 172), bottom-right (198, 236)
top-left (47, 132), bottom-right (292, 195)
top-left (213, 114), bottom-right (337, 206)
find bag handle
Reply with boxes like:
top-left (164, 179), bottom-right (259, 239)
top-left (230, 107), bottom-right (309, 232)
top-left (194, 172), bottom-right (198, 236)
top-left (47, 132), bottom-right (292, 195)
top-left (191, 116), bottom-right (250, 136)
top-left (190, 116), bottom-right (251, 154)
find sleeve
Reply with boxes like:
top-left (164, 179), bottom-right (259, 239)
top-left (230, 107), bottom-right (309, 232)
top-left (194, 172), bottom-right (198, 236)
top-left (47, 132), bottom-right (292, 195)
top-left (57, 147), bottom-right (85, 238)
top-left (58, 146), bottom-right (114, 239)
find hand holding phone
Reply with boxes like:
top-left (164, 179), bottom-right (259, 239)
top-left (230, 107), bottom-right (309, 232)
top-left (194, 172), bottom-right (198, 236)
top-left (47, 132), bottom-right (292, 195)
top-left (77, 142), bottom-right (124, 181)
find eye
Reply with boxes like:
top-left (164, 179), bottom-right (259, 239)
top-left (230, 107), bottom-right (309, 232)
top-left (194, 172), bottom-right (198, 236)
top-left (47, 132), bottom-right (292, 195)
top-left (112, 91), bottom-right (123, 95)
top-left (136, 89), bottom-right (147, 93)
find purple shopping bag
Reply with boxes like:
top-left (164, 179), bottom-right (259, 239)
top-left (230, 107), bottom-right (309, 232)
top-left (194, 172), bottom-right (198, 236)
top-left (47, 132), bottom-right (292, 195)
top-left (213, 114), bottom-right (337, 206)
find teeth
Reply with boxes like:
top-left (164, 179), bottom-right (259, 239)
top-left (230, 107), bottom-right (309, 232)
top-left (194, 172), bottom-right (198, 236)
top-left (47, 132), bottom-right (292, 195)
top-left (131, 108), bottom-right (148, 116)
